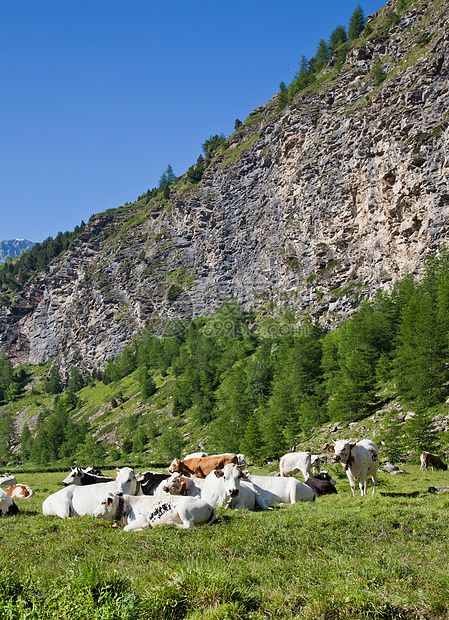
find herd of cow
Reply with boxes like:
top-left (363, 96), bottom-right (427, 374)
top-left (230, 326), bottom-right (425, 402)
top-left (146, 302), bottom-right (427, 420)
top-left (0, 440), bottom-right (447, 530)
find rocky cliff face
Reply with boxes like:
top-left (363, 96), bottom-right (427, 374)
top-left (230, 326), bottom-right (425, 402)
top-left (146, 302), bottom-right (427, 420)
top-left (1, 0), bottom-right (448, 376)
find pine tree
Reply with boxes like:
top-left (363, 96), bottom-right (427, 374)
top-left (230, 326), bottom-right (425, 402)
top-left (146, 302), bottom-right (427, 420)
top-left (277, 81), bottom-right (289, 110)
top-left (393, 288), bottom-right (449, 406)
top-left (158, 164), bottom-right (176, 189)
top-left (314, 38), bottom-right (330, 72)
top-left (45, 364), bottom-right (62, 395)
top-left (348, 3), bottom-right (365, 40)
top-left (288, 56), bottom-right (309, 99)
top-left (328, 25), bottom-right (347, 52)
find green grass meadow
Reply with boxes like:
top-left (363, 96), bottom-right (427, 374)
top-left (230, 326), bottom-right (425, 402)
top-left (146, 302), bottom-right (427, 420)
top-left (1, 466), bottom-right (449, 619)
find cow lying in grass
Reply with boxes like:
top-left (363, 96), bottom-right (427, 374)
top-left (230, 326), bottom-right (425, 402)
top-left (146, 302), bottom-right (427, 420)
top-left (0, 488), bottom-right (19, 516)
top-left (62, 467), bottom-right (115, 486)
top-left (246, 474), bottom-right (315, 504)
top-left (92, 492), bottom-right (216, 531)
top-left (4, 484), bottom-right (34, 499)
top-left (168, 453), bottom-right (238, 478)
top-left (42, 467), bottom-right (137, 518)
top-left (162, 465), bottom-right (272, 511)
top-left (0, 474), bottom-right (17, 487)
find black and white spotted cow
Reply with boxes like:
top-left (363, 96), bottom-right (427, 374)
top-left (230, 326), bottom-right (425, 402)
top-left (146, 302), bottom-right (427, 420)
top-left (92, 492), bottom-right (216, 531)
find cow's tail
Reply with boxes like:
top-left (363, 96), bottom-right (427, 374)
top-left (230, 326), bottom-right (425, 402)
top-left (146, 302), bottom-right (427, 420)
top-left (206, 504), bottom-right (217, 526)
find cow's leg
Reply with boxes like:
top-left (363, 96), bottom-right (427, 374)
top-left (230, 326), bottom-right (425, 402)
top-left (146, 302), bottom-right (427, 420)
top-left (359, 473), bottom-right (368, 496)
top-left (123, 513), bottom-right (149, 531)
top-left (347, 472), bottom-right (356, 497)
top-left (371, 472), bottom-right (377, 495)
top-left (254, 493), bottom-right (272, 511)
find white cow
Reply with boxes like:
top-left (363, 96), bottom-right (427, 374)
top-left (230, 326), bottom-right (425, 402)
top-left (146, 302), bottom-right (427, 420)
top-left (247, 474), bottom-right (315, 505)
top-left (327, 439), bottom-right (379, 496)
top-left (0, 488), bottom-right (19, 516)
top-left (310, 454), bottom-right (322, 474)
top-left (42, 467), bottom-right (137, 518)
top-left (200, 463), bottom-right (271, 511)
top-left (279, 451), bottom-right (312, 480)
top-left (184, 452), bottom-right (209, 459)
top-left (92, 492), bottom-right (216, 531)
top-left (0, 474), bottom-right (17, 487)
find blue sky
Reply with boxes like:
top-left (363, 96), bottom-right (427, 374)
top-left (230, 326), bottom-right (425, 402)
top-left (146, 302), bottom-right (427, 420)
top-left (1, 0), bottom-right (384, 243)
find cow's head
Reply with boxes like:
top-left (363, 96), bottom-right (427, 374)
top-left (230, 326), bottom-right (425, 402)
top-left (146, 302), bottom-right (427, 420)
top-left (163, 473), bottom-right (186, 495)
top-left (62, 467), bottom-right (83, 486)
top-left (93, 493), bottom-right (120, 521)
top-left (167, 458), bottom-right (183, 474)
top-left (115, 467), bottom-right (137, 495)
top-left (213, 463), bottom-right (246, 504)
top-left (316, 471), bottom-right (337, 485)
top-left (327, 441), bottom-right (355, 464)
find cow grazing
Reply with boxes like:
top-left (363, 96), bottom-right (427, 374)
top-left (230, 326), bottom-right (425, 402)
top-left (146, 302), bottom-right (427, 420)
top-left (93, 492), bottom-right (216, 531)
top-left (62, 467), bottom-right (115, 486)
top-left (279, 451), bottom-right (312, 480)
top-left (0, 474), bottom-right (17, 487)
top-left (168, 453), bottom-right (238, 478)
top-left (327, 439), bottom-right (379, 496)
top-left (42, 467), bottom-right (137, 518)
top-left (247, 474), bottom-right (315, 505)
top-left (0, 488), bottom-right (19, 516)
top-left (200, 463), bottom-right (271, 511)
top-left (304, 472), bottom-right (337, 496)
top-left (136, 471), bottom-right (170, 495)
top-left (420, 452), bottom-right (448, 472)
top-left (4, 484), bottom-right (34, 499)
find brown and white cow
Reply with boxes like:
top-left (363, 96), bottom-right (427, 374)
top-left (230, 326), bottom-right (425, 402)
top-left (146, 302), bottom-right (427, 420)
top-left (327, 439), bottom-right (379, 497)
top-left (4, 484), bottom-right (34, 499)
top-left (420, 452), bottom-right (448, 472)
top-left (168, 453), bottom-right (238, 478)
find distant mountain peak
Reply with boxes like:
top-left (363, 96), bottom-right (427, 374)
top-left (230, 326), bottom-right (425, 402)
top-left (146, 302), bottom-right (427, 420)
top-left (0, 239), bottom-right (35, 263)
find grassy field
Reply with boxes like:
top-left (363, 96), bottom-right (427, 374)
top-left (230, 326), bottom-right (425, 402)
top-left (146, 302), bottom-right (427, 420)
top-left (1, 465), bottom-right (449, 619)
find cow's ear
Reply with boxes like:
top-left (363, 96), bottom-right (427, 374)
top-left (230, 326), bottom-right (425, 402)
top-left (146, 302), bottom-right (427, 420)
top-left (241, 469), bottom-right (250, 478)
top-left (116, 491), bottom-right (123, 497)
top-left (349, 443), bottom-right (357, 450)
top-left (214, 469), bottom-right (224, 478)
top-left (107, 497), bottom-right (113, 506)
top-left (180, 479), bottom-right (186, 487)
top-left (327, 445), bottom-right (335, 453)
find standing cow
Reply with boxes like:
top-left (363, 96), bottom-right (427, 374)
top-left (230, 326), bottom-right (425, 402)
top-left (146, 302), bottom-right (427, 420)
top-left (279, 451), bottom-right (312, 480)
top-left (327, 439), bottom-right (378, 496)
top-left (420, 452), bottom-right (448, 472)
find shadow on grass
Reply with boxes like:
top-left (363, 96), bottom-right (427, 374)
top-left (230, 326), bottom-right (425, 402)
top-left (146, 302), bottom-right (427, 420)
top-left (380, 491), bottom-right (420, 497)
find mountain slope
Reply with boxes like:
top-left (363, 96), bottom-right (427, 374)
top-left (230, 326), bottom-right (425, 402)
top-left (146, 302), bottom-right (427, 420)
top-left (0, 0), bottom-right (448, 376)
